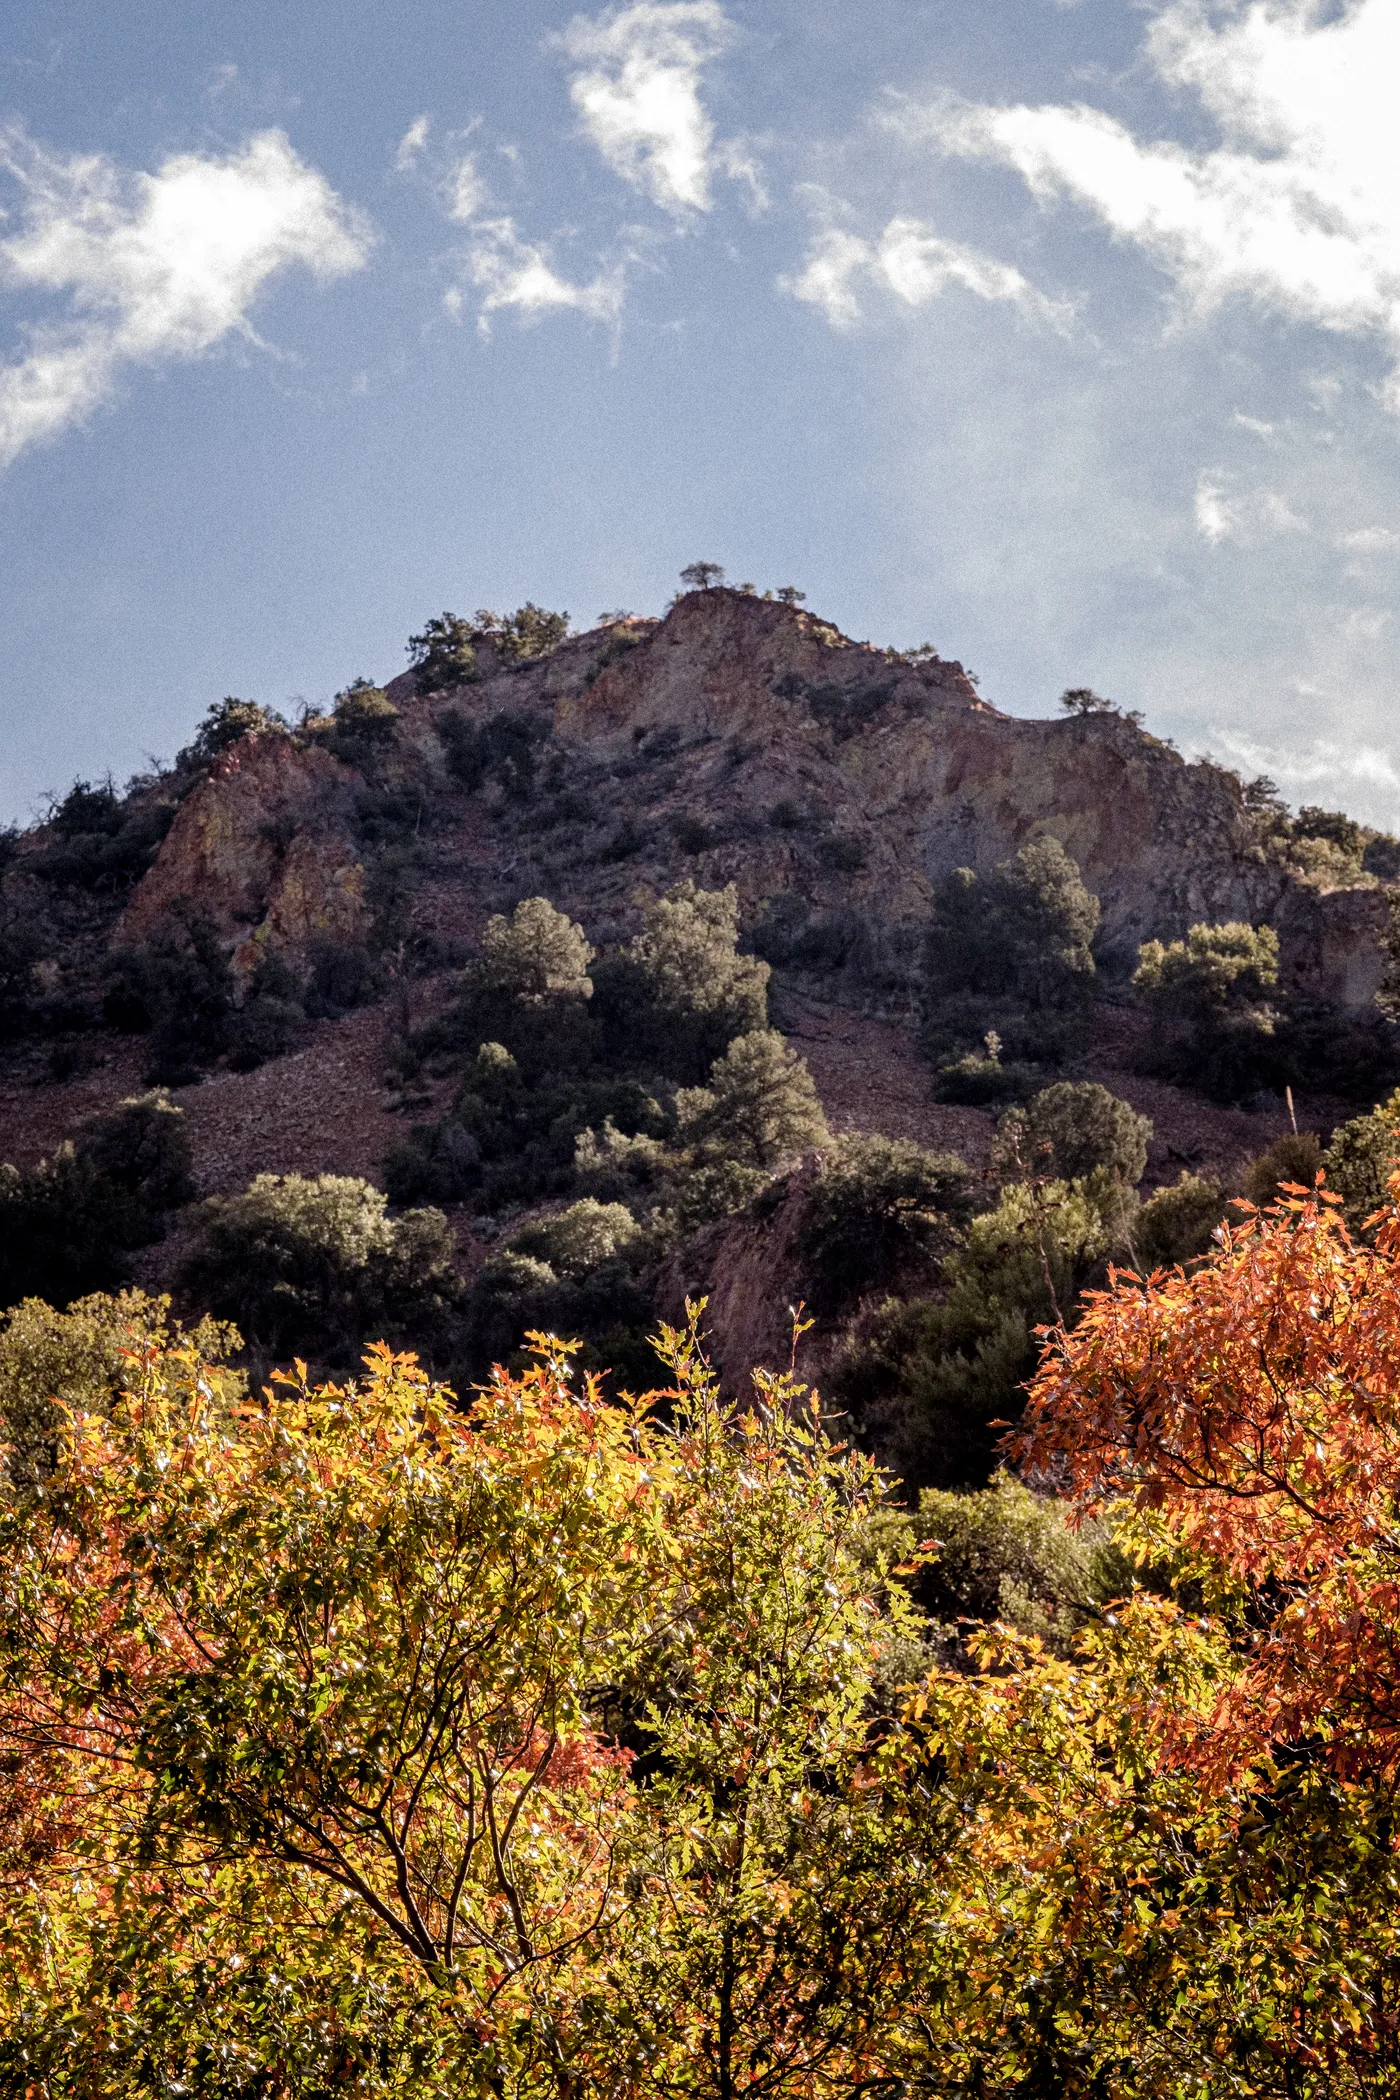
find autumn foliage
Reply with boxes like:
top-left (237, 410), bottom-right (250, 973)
top-left (9, 1178), bottom-right (1400, 2092)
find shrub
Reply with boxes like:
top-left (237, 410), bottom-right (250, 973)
top-left (177, 1173), bottom-right (461, 1367)
top-left (304, 937), bottom-right (383, 1018)
top-left (1242, 1131), bottom-right (1325, 1209)
top-left (509, 1199), bottom-right (641, 1279)
top-left (174, 697), bottom-right (287, 773)
top-left (931, 1031), bottom-right (1039, 1106)
top-left (1325, 1091), bottom-right (1400, 1230)
top-left (593, 882), bottom-right (770, 1081)
top-left (797, 1135), bottom-right (972, 1312)
top-left (33, 777), bottom-right (178, 891)
top-left (675, 1030), bottom-right (828, 1170)
top-left (994, 1082), bottom-right (1152, 1188)
top-left (409, 613), bottom-right (481, 693)
top-left (0, 1289), bottom-right (238, 1487)
top-left (72, 1089), bottom-right (196, 1219)
top-left (832, 1177), bottom-right (1125, 1490)
top-left (1133, 921), bottom-right (1284, 1101)
top-left (1133, 1171), bottom-right (1228, 1269)
top-left (438, 707), bottom-right (548, 801)
top-left (915, 1471), bottom-right (1128, 1655)
top-left (572, 1120), bottom-right (671, 1204)
top-left (383, 1119), bottom-right (483, 1206)
top-left (482, 896), bottom-right (594, 1002)
top-left (105, 907), bottom-right (234, 1084)
top-left (0, 1145), bottom-right (136, 1312)
top-left (315, 678), bottom-right (400, 767)
top-left (433, 899), bottom-right (598, 1083)
top-left (925, 838), bottom-right (1100, 1011)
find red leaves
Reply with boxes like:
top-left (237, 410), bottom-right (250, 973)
top-left (1022, 1176), bottom-right (1400, 1780)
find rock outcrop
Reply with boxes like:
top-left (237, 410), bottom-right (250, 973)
top-left (119, 587), bottom-right (1390, 1010)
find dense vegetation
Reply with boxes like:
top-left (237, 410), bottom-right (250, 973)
top-left (8, 1179), bottom-right (1400, 2091)
top-left (10, 587), bottom-right (1400, 2085)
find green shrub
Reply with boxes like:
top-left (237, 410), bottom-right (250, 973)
top-left (304, 938), bottom-right (383, 1018)
top-left (460, 1201), bottom-right (653, 1385)
top-left (571, 1120), bottom-right (671, 1203)
top-left (593, 882), bottom-right (770, 1081)
top-left (438, 708), bottom-right (549, 800)
top-left (832, 1177), bottom-right (1126, 1491)
top-left (994, 1082), bottom-right (1152, 1187)
top-left (105, 907), bottom-right (234, 1084)
top-left (177, 1173), bottom-right (460, 1367)
top-left (925, 837), bottom-right (1100, 1010)
top-left (931, 1031), bottom-right (1039, 1106)
top-left (1133, 921), bottom-right (1283, 1101)
top-left (422, 899), bottom-right (598, 1084)
top-left (1324, 1091), bottom-right (1400, 1230)
top-left (1133, 1172), bottom-right (1228, 1269)
top-left (915, 1472), bottom-right (1129, 1655)
top-left (409, 613), bottom-right (482, 694)
top-left (1241, 1131), bottom-right (1325, 1208)
top-left (72, 1090), bottom-right (196, 1218)
top-left (383, 1119), bottom-right (483, 1206)
top-left (675, 1030), bottom-right (828, 1170)
top-left (797, 1135), bottom-right (972, 1313)
top-left (0, 1146), bottom-right (136, 1312)
top-left (313, 679), bottom-right (401, 768)
top-left (0, 1290), bottom-right (239, 1488)
top-left (33, 777), bottom-right (178, 891)
top-left (175, 697), bottom-right (287, 773)
top-left (508, 1199), bottom-right (641, 1279)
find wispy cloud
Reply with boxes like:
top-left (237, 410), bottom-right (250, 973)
top-left (1206, 726), bottom-right (1400, 826)
top-left (1194, 470), bottom-right (1306, 547)
top-left (782, 196), bottom-right (1072, 333)
top-left (0, 126), bottom-right (371, 467)
top-left (890, 0), bottom-right (1400, 399)
top-left (394, 114), bottom-right (432, 173)
top-left (445, 217), bottom-right (628, 336)
top-left (553, 1), bottom-right (760, 217)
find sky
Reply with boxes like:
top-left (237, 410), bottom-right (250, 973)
top-left (4, 0), bottom-right (1400, 828)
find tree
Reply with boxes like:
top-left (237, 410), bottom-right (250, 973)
top-left (994, 1081), bottom-right (1152, 1188)
top-left (174, 696), bottom-right (287, 772)
top-left (775, 585), bottom-right (806, 605)
top-left (797, 1133), bottom-right (971, 1313)
top-left (407, 610), bottom-right (480, 693)
top-left (924, 837), bottom-right (1100, 1012)
top-left (71, 1088), bottom-right (196, 1219)
top-left (676, 1029), bottom-right (828, 1171)
top-left (1058, 686), bottom-right (1114, 715)
top-left (594, 881), bottom-right (770, 1081)
top-left (1325, 1089), bottom-right (1400, 1230)
top-left (1133, 919), bottom-right (1283, 1100)
top-left (177, 1172), bottom-right (460, 1366)
top-left (679, 561), bottom-right (725, 591)
top-left (481, 896), bottom-right (594, 1003)
top-left (0, 1323), bottom-right (934, 2097)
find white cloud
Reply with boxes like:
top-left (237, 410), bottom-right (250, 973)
top-left (892, 0), bottom-right (1400, 399)
top-left (0, 126), bottom-right (371, 467)
top-left (1206, 727), bottom-right (1400, 825)
top-left (444, 152), bottom-right (487, 225)
top-left (395, 114), bottom-right (432, 173)
top-left (553, 1), bottom-right (759, 216)
top-left (446, 217), bottom-right (626, 335)
top-left (1194, 469), bottom-right (1306, 546)
top-left (1339, 525), bottom-right (1400, 555)
top-left (783, 200), bottom-right (1073, 333)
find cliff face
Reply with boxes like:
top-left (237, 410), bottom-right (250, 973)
top-left (118, 587), bottom-right (1387, 1010)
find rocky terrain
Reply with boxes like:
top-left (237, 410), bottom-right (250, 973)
top-left (1, 582), bottom-right (1396, 1405)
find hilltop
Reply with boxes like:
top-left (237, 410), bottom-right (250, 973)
top-left (2, 581), bottom-right (1398, 1476)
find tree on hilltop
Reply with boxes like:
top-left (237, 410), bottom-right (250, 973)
top-left (679, 560), bottom-right (725, 591)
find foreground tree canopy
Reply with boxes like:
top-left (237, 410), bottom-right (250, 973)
top-left (8, 1176), bottom-right (1400, 2093)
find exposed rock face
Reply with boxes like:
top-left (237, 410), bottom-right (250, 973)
top-left (122, 588), bottom-right (1389, 1009)
top-left (116, 733), bottom-right (367, 979)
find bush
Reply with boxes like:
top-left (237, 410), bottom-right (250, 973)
top-left (315, 679), bottom-right (400, 767)
top-left (925, 838), bottom-right (1100, 1011)
top-left (593, 883), bottom-right (770, 1081)
top-left (33, 777), bottom-right (178, 891)
top-left (675, 1030), bottom-right (828, 1170)
top-left (797, 1135), bottom-right (972, 1313)
top-left (421, 899), bottom-right (599, 1084)
top-left (994, 1082), bottom-right (1152, 1187)
top-left (1325, 1091), bottom-right (1400, 1231)
top-left (1242, 1131), bottom-right (1325, 1209)
top-left (174, 697), bottom-right (287, 774)
top-left (409, 613), bottom-right (482, 694)
top-left (305, 938), bottom-right (383, 1018)
top-left (915, 1472), bottom-right (1129, 1655)
top-left (931, 1032), bottom-right (1039, 1106)
top-left (177, 1173), bottom-right (461, 1367)
top-left (1133, 922), bottom-right (1284, 1102)
top-left (0, 1145), bottom-right (137, 1312)
top-left (1133, 1172), bottom-right (1228, 1269)
top-left (0, 1290), bottom-right (239, 1488)
top-left (509, 1199), bottom-right (641, 1279)
top-left (832, 1177), bottom-right (1126, 1490)
top-left (106, 907), bottom-right (234, 1084)
top-left (459, 1201), bottom-right (653, 1385)
top-left (72, 1089), bottom-right (196, 1218)
top-left (438, 708), bottom-right (549, 801)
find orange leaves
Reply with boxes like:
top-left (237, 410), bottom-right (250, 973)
top-left (1022, 1173), bottom-right (1400, 1782)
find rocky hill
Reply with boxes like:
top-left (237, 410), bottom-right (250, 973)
top-left (2, 582), bottom-right (1397, 1453)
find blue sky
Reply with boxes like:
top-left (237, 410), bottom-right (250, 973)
top-left (4, 0), bottom-right (1400, 828)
